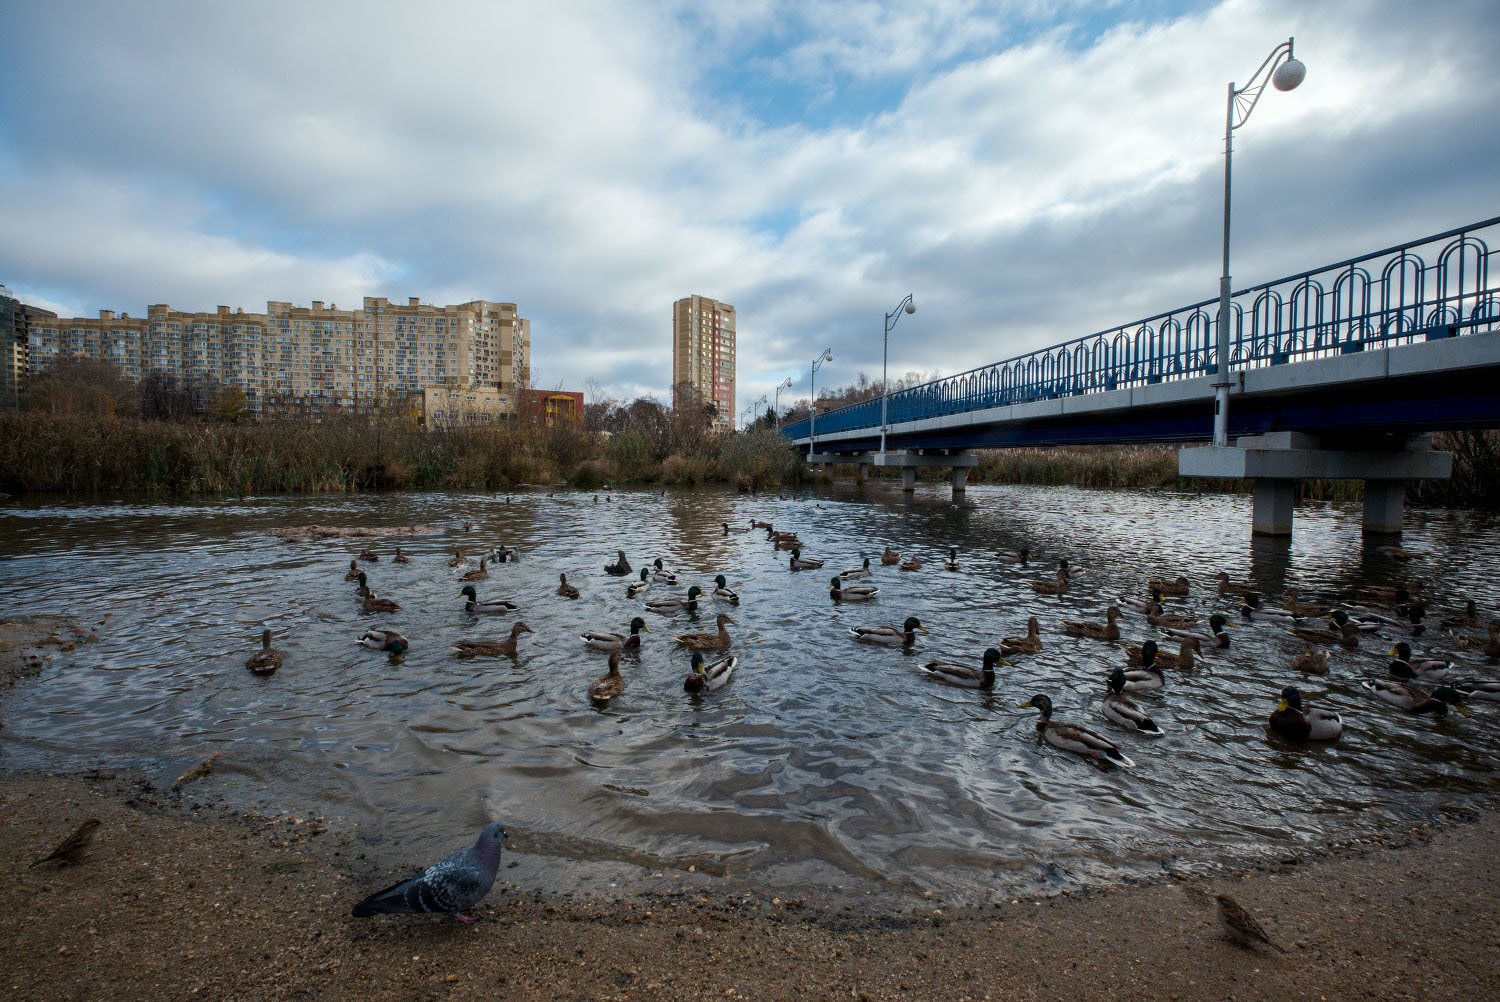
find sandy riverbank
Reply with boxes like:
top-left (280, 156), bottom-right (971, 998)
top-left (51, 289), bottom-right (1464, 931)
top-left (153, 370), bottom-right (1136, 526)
top-left (1, 769), bottom-right (1496, 1001)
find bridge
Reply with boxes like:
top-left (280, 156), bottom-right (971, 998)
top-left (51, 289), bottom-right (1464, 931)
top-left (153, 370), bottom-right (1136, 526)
top-left (780, 216), bottom-right (1500, 536)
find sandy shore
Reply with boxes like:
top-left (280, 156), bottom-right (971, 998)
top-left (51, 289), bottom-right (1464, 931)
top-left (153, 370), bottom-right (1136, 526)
top-left (1, 769), bottom-right (1496, 1001)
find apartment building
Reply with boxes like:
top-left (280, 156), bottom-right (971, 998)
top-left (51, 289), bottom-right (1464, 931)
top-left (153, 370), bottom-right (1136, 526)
top-left (0, 284), bottom-right (23, 408)
top-left (22, 296), bottom-right (530, 416)
top-left (671, 295), bottom-right (735, 432)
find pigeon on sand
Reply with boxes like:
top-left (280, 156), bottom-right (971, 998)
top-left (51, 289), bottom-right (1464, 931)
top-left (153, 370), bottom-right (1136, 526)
top-left (352, 822), bottom-right (505, 923)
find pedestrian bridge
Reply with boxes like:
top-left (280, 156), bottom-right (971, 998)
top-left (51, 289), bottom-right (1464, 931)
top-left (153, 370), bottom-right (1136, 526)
top-left (780, 215), bottom-right (1500, 536)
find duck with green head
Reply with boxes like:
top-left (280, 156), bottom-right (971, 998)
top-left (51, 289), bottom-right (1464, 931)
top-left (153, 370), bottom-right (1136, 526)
top-left (849, 616), bottom-right (926, 647)
top-left (683, 651), bottom-right (738, 692)
top-left (461, 584), bottom-right (518, 615)
top-left (828, 576), bottom-right (878, 602)
top-left (1269, 686), bottom-right (1342, 740)
top-left (626, 568), bottom-right (651, 598)
top-left (646, 585), bottom-right (703, 613)
top-left (711, 575), bottom-right (740, 603)
top-left (920, 647), bottom-right (1004, 689)
top-left (583, 616), bottom-right (648, 652)
top-left (1101, 669), bottom-right (1163, 735)
top-left (1019, 693), bottom-right (1135, 768)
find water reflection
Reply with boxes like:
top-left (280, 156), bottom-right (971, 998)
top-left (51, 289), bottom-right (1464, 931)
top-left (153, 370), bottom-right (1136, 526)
top-left (0, 484), bottom-right (1496, 902)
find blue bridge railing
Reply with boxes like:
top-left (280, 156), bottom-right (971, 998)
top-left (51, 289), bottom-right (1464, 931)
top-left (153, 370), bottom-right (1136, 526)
top-left (782, 215), bottom-right (1500, 443)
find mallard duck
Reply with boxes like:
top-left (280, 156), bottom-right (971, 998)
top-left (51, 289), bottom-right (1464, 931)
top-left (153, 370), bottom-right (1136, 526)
top-left (1439, 599), bottom-right (1480, 629)
top-left (604, 550), bottom-right (632, 576)
top-left (1119, 588), bottom-right (1165, 613)
top-left (1289, 611), bottom-right (1360, 648)
top-left (392, 546), bottom-right (411, 565)
top-left (1216, 571), bottom-right (1258, 598)
top-left (1360, 678), bottom-right (1470, 717)
top-left (246, 628), bottom-right (282, 676)
top-left (711, 574), bottom-right (740, 603)
top-left (343, 560), bottom-right (361, 581)
top-left (1362, 606), bottom-right (1426, 638)
top-left (766, 526), bottom-right (798, 542)
top-left (942, 548), bottom-right (960, 571)
top-left (452, 622), bottom-right (533, 658)
top-left (899, 555), bottom-right (922, 572)
top-left (357, 628), bottom-right (409, 655)
top-left (1146, 575), bottom-right (1189, 596)
top-left (460, 584), bottom-right (518, 615)
top-left (1239, 601), bottom-right (1298, 624)
top-left (789, 548), bottom-right (824, 571)
top-left (1125, 637), bottom-right (1200, 670)
top-left (849, 616), bottom-right (926, 647)
top-left (880, 547), bottom-right (901, 566)
top-left (920, 647), bottom-right (1004, 689)
top-left (1269, 686), bottom-right (1343, 740)
top-left (1376, 544), bottom-right (1418, 560)
top-left (674, 613), bottom-right (735, 652)
top-left (1455, 680), bottom-right (1500, 702)
top-left (1019, 694), bottom-right (1135, 768)
top-left (751, 519), bottom-right (773, 530)
top-left (362, 591), bottom-right (401, 614)
top-left (1164, 613), bottom-right (1232, 649)
top-left (448, 550), bottom-right (467, 568)
top-left (650, 558), bottom-right (679, 584)
top-left (1061, 606), bottom-right (1122, 642)
top-left (996, 546), bottom-right (1030, 565)
top-left (588, 650), bottom-right (627, 705)
top-left (1101, 668), bottom-right (1163, 735)
top-left (1146, 607), bottom-right (1198, 631)
top-left (1487, 622), bottom-right (1500, 660)
top-left (1291, 647), bottom-right (1330, 674)
top-left (683, 651), bottom-right (738, 692)
top-left (1031, 570), bottom-right (1069, 596)
top-left (487, 545), bottom-right (518, 563)
top-left (999, 616), bottom-right (1042, 656)
top-left (1357, 578), bottom-right (1424, 605)
top-left (646, 585), bottom-right (703, 613)
top-left (354, 570), bottom-right (374, 598)
top-left (556, 573), bottom-right (580, 599)
top-left (722, 521), bottom-right (753, 535)
top-left (772, 535), bottom-right (800, 551)
top-left (358, 548), bottom-right (379, 562)
top-left (1388, 641), bottom-right (1452, 683)
top-left (460, 557), bottom-right (490, 582)
top-left (1281, 588), bottom-right (1328, 617)
top-left (840, 556), bottom-right (872, 579)
top-left (1119, 659), bottom-right (1165, 691)
top-left (626, 569), bottom-right (652, 598)
top-left (583, 616), bottom-right (649, 652)
top-left (828, 575), bottom-right (878, 602)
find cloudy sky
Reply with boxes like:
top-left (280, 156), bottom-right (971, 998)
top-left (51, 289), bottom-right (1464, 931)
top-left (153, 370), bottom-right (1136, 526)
top-left (2, 0), bottom-right (1496, 422)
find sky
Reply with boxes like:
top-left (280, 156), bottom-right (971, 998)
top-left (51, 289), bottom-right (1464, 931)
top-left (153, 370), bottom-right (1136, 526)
top-left (2, 0), bottom-right (1496, 424)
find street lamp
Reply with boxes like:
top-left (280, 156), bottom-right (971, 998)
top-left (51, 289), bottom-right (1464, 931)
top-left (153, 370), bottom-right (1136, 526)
top-left (752, 394), bottom-right (767, 426)
top-left (772, 377), bottom-right (794, 426)
top-left (881, 293), bottom-right (916, 459)
top-left (809, 347), bottom-right (833, 456)
top-left (1213, 37), bottom-right (1305, 448)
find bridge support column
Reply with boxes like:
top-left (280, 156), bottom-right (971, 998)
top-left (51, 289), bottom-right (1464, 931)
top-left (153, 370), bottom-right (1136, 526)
top-left (1251, 480), bottom-right (1296, 536)
top-left (857, 462), bottom-right (869, 484)
top-left (873, 450), bottom-right (977, 497)
top-left (901, 467), bottom-right (916, 493)
top-left (952, 465), bottom-right (969, 500)
top-left (1362, 480), bottom-right (1405, 536)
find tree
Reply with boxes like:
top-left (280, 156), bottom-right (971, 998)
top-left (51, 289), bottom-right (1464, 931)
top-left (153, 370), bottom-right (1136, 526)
top-left (207, 386), bottom-right (249, 423)
top-left (22, 357), bottom-right (134, 417)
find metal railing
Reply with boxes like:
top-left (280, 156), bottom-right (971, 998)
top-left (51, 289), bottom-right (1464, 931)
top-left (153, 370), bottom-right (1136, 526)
top-left (783, 216), bottom-right (1499, 442)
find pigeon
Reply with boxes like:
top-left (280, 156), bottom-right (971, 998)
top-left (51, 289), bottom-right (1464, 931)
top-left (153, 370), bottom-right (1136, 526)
top-left (352, 822), bottom-right (505, 923)
top-left (1215, 893), bottom-right (1287, 953)
top-left (31, 818), bottom-right (101, 867)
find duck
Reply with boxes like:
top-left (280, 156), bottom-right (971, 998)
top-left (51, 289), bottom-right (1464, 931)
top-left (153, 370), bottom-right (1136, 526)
top-left (828, 575), bottom-right (879, 602)
top-left (1376, 544), bottom-right (1418, 560)
top-left (1216, 571), bottom-right (1259, 598)
top-left (683, 652), bottom-right (738, 693)
top-left (245, 628), bottom-right (282, 676)
top-left (880, 547), bottom-right (901, 566)
top-left (1146, 575), bottom-right (1189, 596)
top-left (487, 545), bottom-right (519, 563)
top-left (354, 570), bottom-right (374, 598)
top-left (722, 521), bottom-right (753, 535)
top-left (1360, 678), bottom-right (1470, 717)
top-left (772, 535), bottom-right (801, 551)
top-left (711, 574), bottom-right (740, 603)
top-left (920, 647), bottom-right (1005, 689)
top-left (999, 616), bottom-right (1043, 656)
top-left (1487, 622), bottom-right (1500, 660)
top-left (588, 651), bottom-right (627, 705)
top-left (1145, 606), bottom-right (1199, 631)
top-left (1164, 613), bottom-right (1231, 649)
top-left (673, 613), bottom-right (735, 652)
top-left (1061, 606), bottom-right (1122, 642)
top-left (1357, 578), bottom-right (1424, 605)
top-left (1438, 599), bottom-right (1481, 629)
top-left (646, 585), bottom-right (703, 613)
top-left (1031, 569), bottom-right (1069, 596)
top-left (1119, 658), bottom-right (1166, 692)
top-left (448, 550), bottom-right (467, 568)
top-left (1101, 668), bottom-right (1164, 735)
top-left (1289, 611), bottom-right (1361, 648)
top-left (1358, 606), bottom-right (1426, 638)
top-left (460, 584), bottom-right (518, 615)
top-left (460, 557), bottom-right (490, 582)
top-left (840, 556), bottom-right (872, 579)
top-left (362, 591), bottom-right (402, 614)
top-left (392, 546), bottom-right (411, 565)
top-left (1269, 686), bottom-right (1343, 740)
top-left (651, 558), bottom-right (680, 584)
top-left (751, 519), bottom-right (773, 531)
top-left (343, 560), bottom-right (361, 581)
top-left (357, 628), bottom-right (409, 655)
top-left (1239, 600), bottom-right (1298, 624)
top-left (583, 616), bottom-right (649, 652)
top-left (556, 573), bottom-right (580, 599)
top-left (766, 527), bottom-right (799, 544)
top-left (996, 546), bottom-right (1030, 565)
top-left (1455, 680), bottom-right (1500, 703)
top-left (1281, 588), bottom-right (1328, 617)
top-left (1388, 641), bottom-right (1452, 683)
top-left (452, 622), bottom-right (533, 658)
top-left (789, 548), bottom-right (825, 571)
top-left (942, 548), bottom-right (960, 571)
top-left (626, 569), bottom-right (652, 598)
top-left (1119, 588), bottom-right (1165, 613)
top-left (1125, 637), bottom-right (1200, 670)
top-left (1018, 694), bottom-right (1135, 768)
top-left (899, 555), bottom-right (923, 572)
top-left (358, 548), bottom-right (379, 563)
top-left (1291, 647), bottom-right (1330, 674)
top-left (849, 616), bottom-right (927, 648)
top-left (604, 550), bottom-right (632, 576)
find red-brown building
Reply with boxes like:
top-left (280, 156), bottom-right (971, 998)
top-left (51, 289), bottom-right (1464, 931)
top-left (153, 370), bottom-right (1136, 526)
top-left (520, 388), bottom-right (583, 427)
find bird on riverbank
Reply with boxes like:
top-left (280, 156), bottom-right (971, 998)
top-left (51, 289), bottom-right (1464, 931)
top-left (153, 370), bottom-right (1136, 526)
top-left (1360, 679), bottom-right (1470, 717)
top-left (1101, 668), bottom-right (1163, 735)
top-left (452, 623), bottom-right (533, 658)
top-left (849, 616), bottom-right (927, 648)
top-left (30, 818), bottom-right (101, 868)
top-left (460, 585), bottom-right (518, 615)
top-left (245, 628), bottom-right (282, 676)
top-left (1388, 641), bottom-right (1453, 683)
top-left (920, 647), bottom-right (1004, 689)
top-left (829, 576), bottom-right (878, 602)
top-left (1031, 569), bottom-right (1069, 596)
top-left (555, 573), bottom-right (580, 599)
top-left (626, 569), bottom-right (651, 598)
top-left (1214, 893), bottom-right (1287, 953)
top-left (683, 651), bottom-right (737, 693)
top-left (646, 585), bottom-right (703, 614)
top-left (1019, 693), bottom-right (1135, 768)
top-left (583, 616), bottom-right (648, 653)
top-left (790, 548), bottom-right (825, 571)
top-left (1269, 686), bottom-right (1343, 741)
top-left (357, 628), bottom-right (409, 655)
top-left (352, 822), bottom-right (504, 924)
top-left (588, 651), bottom-right (627, 705)
top-left (711, 575), bottom-right (740, 603)
top-left (604, 550), bottom-right (632, 576)
top-left (460, 558), bottom-right (489, 582)
top-left (1000, 616), bottom-right (1043, 656)
top-left (674, 613), bottom-right (736, 652)
top-left (1062, 606), bottom-right (1122, 642)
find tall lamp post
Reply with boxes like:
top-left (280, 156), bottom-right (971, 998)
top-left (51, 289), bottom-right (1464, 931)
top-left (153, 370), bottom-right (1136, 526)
top-left (752, 394), bottom-right (767, 426)
top-left (809, 347), bottom-right (833, 456)
top-left (1213, 38), bottom-right (1305, 448)
top-left (772, 376), bottom-right (794, 426)
top-left (880, 293), bottom-right (916, 459)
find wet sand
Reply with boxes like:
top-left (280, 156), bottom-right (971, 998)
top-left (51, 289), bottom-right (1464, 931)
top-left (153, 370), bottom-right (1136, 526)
top-left (2, 770), bottom-right (1495, 1001)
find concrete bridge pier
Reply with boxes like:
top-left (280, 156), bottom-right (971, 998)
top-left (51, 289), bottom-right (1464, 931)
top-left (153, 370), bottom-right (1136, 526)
top-left (857, 462), bottom-right (869, 485)
top-left (875, 449), bottom-right (978, 500)
top-left (1179, 432), bottom-right (1452, 538)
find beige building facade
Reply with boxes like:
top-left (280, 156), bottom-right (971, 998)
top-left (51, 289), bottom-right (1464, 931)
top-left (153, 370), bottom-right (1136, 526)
top-left (22, 296), bottom-right (530, 417)
top-left (672, 294), bottom-right (735, 432)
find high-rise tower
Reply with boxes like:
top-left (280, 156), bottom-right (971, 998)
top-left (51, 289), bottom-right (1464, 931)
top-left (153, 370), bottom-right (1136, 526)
top-left (672, 295), bottom-right (735, 432)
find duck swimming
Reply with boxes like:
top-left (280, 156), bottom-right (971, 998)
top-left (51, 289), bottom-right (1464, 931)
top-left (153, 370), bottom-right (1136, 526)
top-left (849, 616), bottom-right (926, 648)
top-left (1360, 678), bottom-right (1469, 717)
top-left (452, 622), bottom-right (533, 658)
top-left (673, 613), bottom-right (735, 652)
top-left (683, 652), bottom-right (738, 693)
top-left (588, 651), bottom-right (627, 705)
top-left (358, 628), bottom-right (409, 655)
top-left (646, 585), bottom-right (703, 613)
top-left (245, 628), bottom-right (282, 676)
top-left (789, 548), bottom-right (825, 571)
top-left (919, 647), bottom-right (1004, 690)
top-left (828, 576), bottom-right (879, 602)
top-left (1019, 693), bottom-right (1135, 768)
top-left (1101, 668), bottom-right (1163, 735)
top-left (999, 616), bottom-right (1042, 656)
top-left (626, 569), bottom-right (652, 598)
top-left (583, 616), bottom-right (649, 652)
top-left (1269, 686), bottom-right (1343, 740)
top-left (556, 573), bottom-right (580, 599)
top-left (604, 550), bottom-right (632, 576)
top-left (1061, 606), bottom-right (1122, 642)
top-left (461, 584), bottom-right (518, 615)
top-left (711, 574), bottom-right (740, 603)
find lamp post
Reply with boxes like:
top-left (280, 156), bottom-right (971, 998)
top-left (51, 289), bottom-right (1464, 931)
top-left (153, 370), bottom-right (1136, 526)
top-left (809, 347), bottom-right (833, 457)
top-left (1213, 38), bottom-right (1305, 448)
top-left (772, 377), bottom-right (793, 426)
top-left (752, 394), bottom-right (767, 426)
top-left (881, 293), bottom-right (916, 459)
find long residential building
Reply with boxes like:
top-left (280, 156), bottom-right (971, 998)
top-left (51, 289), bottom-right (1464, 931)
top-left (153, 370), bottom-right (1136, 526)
top-left (20, 296), bottom-right (530, 417)
top-left (671, 294), bottom-right (735, 432)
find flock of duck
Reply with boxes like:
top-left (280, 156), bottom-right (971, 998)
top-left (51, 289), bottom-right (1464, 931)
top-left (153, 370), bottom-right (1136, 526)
top-left (244, 514), bottom-right (1500, 773)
